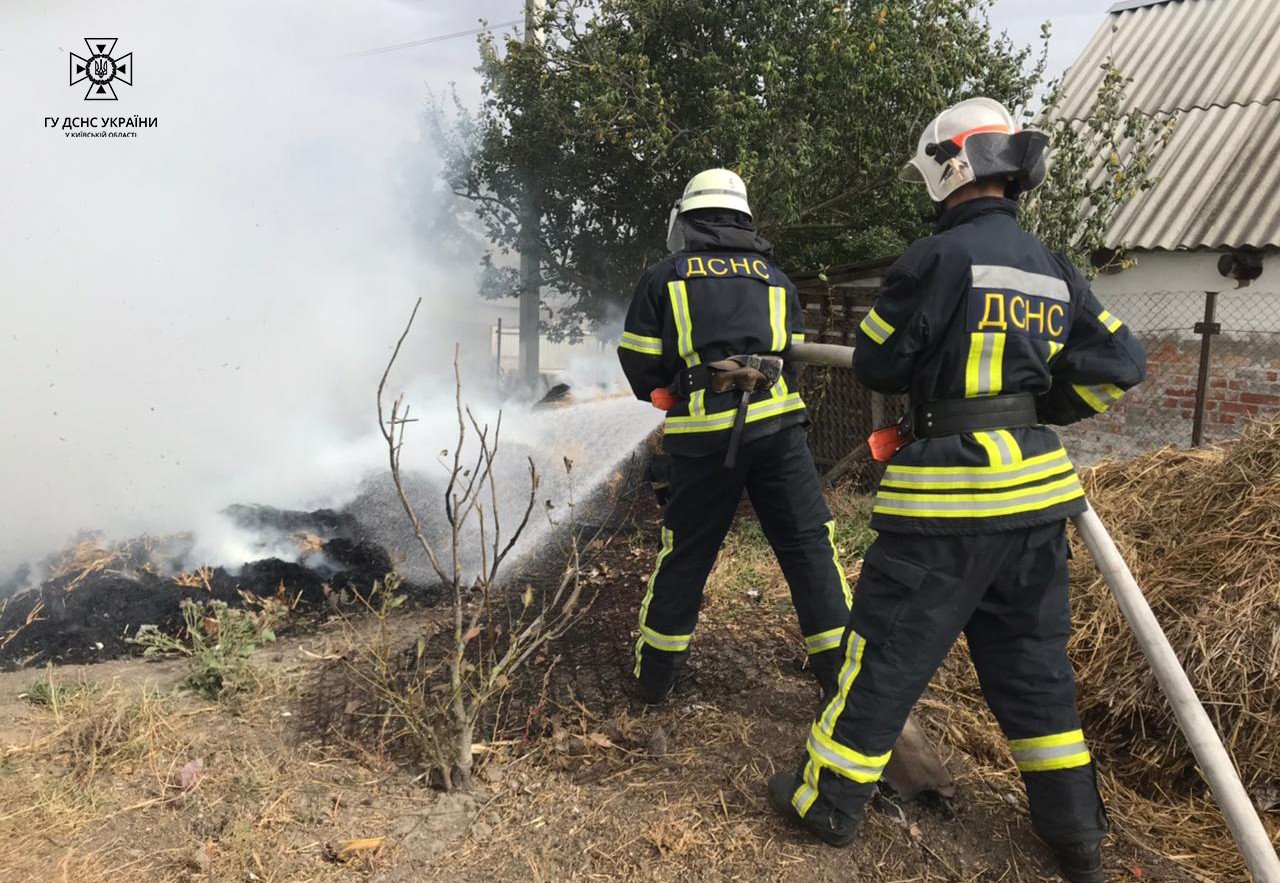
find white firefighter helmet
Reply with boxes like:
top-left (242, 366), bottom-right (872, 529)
top-left (900, 97), bottom-right (1050, 203)
top-left (667, 168), bottom-right (751, 252)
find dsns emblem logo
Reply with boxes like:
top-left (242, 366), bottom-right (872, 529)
top-left (69, 38), bottom-right (132, 101)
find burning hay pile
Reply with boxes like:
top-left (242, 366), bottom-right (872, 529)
top-left (1069, 419), bottom-right (1280, 801)
top-left (0, 507), bottom-right (412, 669)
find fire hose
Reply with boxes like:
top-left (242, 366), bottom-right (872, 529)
top-left (781, 341), bottom-right (1280, 882)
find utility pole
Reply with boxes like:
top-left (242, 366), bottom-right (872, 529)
top-left (518, 0), bottom-right (546, 386)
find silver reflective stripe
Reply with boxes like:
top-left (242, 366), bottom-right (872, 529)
top-left (819, 633), bottom-right (865, 732)
top-left (988, 431), bottom-right (1015, 466)
top-left (806, 733), bottom-right (885, 781)
top-left (883, 453), bottom-right (1073, 487)
top-left (684, 187), bottom-right (746, 199)
top-left (805, 627), bottom-right (844, 654)
top-left (1012, 741), bottom-right (1088, 765)
top-left (976, 333), bottom-right (996, 393)
top-left (972, 265), bottom-right (1070, 303)
top-left (791, 781), bottom-right (818, 815)
top-left (640, 626), bottom-right (691, 652)
top-left (861, 309), bottom-right (894, 344)
top-left (878, 477), bottom-right (1084, 513)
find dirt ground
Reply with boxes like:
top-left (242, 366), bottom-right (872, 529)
top-left (0, 494), bottom-right (1220, 882)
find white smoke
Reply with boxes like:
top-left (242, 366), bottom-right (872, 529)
top-left (0, 0), bottom-right (657, 583)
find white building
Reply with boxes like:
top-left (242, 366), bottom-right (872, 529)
top-left (1054, 0), bottom-right (1280, 458)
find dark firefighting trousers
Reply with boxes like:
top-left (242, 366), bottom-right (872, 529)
top-left (789, 522), bottom-right (1108, 846)
top-left (634, 425), bottom-right (853, 685)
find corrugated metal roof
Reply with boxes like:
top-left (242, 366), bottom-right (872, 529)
top-left (1054, 0), bottom-right (1280, 250)
top-left (1103, 103), bottom-right (1280, 250)
top-left (1108, 1), bottom-right (1176, 13)
top-left (1060, 0), bottom-right (1280, 119)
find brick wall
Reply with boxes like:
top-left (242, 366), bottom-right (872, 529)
top-left (1060, 334), bottom-right (1280, 464)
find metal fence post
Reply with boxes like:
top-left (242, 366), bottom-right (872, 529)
top-left (1190, 291), bottom-right (1221, 447)
top-left (495, 317), bottom-right (503, 379)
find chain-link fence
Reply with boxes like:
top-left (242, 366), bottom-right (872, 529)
top-left (1060, 288), bottom-right (1280, 463)
top-left (796, 263), bottom-right (1280, 474)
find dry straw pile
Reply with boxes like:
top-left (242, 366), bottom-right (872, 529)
top-left (1069, 419), bottom-right (1280, 797)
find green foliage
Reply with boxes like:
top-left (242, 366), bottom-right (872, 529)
top-left (437, 0), bottom-right (1046, 337)
top-left (132, 599), bottom-right (280, 700)
top-left (1021, 63), bottom-right (1176, 274)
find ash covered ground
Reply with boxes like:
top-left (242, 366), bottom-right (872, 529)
top-left (0, 502), bottom-right (423, 669)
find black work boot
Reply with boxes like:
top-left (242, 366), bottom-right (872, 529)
top-left (633, 651), bottom-right (687, 705)
top-left (634, 665), bottom-right (676, 705)
top-left (766, 772), bottom-right (858, 847)
top-left (1051, 840), bottom-right (1104, 883)
top-left (808, 648), bottom-right (843, 705)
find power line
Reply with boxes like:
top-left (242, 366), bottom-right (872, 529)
top-left (334, 20), bottom-right (524, 61)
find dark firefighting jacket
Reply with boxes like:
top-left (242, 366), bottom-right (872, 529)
top-left (855, 197), bottom-right (1147, 534)
top-left (618, 215), bottom-right (808, 457)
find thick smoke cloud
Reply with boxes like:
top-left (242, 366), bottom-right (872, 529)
top-left (0, 1), bottom-right (557, 578)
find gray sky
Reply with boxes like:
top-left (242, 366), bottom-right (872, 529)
top-left (0, 1), bottom-right (1113, 574)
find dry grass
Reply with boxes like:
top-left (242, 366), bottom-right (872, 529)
top-left (705, 492), bottom-right (874, 613)
top-left (1068, 421), bottom-right (1280, 800)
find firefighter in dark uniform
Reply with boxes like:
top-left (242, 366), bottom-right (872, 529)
top-left (766, 99), bottom-right (1147, 883)
top-left (617, 168), bottom-right (852, 705)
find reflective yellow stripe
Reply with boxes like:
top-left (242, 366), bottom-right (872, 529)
top-left (877, 472), bottom-right (1081, 504)
top-left (1009, 729), bottom-right (1087, 751)
top-left (881, 456), bottom-right (1075, 492)
top-left (619, 331), bottom-right (662, 355)
top-left (818, 630), bottom-right (866, 734)
top-left (1047, 340), bottom-right (1064, 362)
top-left (1018, 749), bottom-right (1092, 772)
top-left (1073, 382), bottom-right (1125, 413)
top-left (804, 725), bottom-right (890, 784)
top-left (859, 308), bottom-right (894, 345)
top-left (973, 431), bottom-right (1005, 467)
top-left (769, 286), bottom-right (787, 351)
top-left (990, 334), bottom-right (1006, 393)
top-left (668, 281), bottom-right (700, 368)
top-left (825, 520), bottom-right (852, 610)
top-left (884, 448), bottom-right (1068, 476)
top-left (690, 389), bottom-right (706, 417)
top-left (873, 475), bottom-right (1085, 519)
top-left (1097, 310), bottom-right (1123, 333)
top-left (771, 374), bottom-right (790, 400)
top-left (994, 430), bottom-right (1022, 462)
top-left (792, 760), bottom-right (821, 816)
top-left (640, 624), bottom-right (691, 652)
top-left (804, 627), bottom-right (844, 655)
top-left (964, 332), bottom-right (1005, 397)
top-left (973, 430), bottom-right (1019, 467)
top-left (791, 332), bottom-right (805, 344)
top-left (1010, 729), bottom-right (1092, 773)
top-left (634, 527), bottom-right (675, 677)
top-left (663, 392), bottom-right (805, 434)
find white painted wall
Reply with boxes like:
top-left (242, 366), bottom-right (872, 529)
top-left (1092, 251), bottom-right (1280, 336)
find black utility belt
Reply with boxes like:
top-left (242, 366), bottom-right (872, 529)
top-left (908, 393), bottom-right (1038, 439)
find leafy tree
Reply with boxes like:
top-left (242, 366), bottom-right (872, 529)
top-left (435, 1), bottom-right (1162, 335)
top-left (1021, 63), bottom-right (1176, 274)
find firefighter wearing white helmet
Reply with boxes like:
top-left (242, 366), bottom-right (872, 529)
top-left (618, 168), bottom-right (853, 709)
top-left (768, 99), bottom-right (1147, 883)
top-left (665, 168), bottom-right (752, 253)
top-left (900, 96), bottom-right (1050, 204)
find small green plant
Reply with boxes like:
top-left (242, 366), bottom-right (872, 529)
top-left (132, 599), bottom-right (280, 699)
top-left (20, 664), bottom-right (97, 709)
